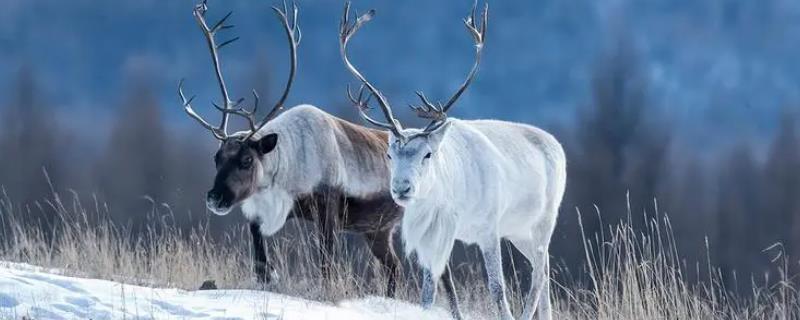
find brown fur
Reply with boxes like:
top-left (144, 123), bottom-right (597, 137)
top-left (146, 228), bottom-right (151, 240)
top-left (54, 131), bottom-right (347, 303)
top-left (332, 117), bottom-right (390, 174)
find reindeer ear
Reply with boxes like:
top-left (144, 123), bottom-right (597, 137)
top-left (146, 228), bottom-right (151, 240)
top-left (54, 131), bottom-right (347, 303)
top-left (254, 133), bottom-right (279, 155)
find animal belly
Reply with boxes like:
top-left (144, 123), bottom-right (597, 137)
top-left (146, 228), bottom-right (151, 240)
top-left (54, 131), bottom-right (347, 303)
top-left (342, 193), bottom-right (402, 232)
top-left (498, 192), bottom-right (545, 238)
top-left (455, 218), bottom-right (490, 244)
top-left (498, 211), bottom-right (536, 237)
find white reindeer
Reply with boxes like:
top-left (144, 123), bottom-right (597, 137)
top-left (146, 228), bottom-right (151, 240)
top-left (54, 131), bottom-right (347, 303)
top-left (340, 3), bottom-right (567, 320)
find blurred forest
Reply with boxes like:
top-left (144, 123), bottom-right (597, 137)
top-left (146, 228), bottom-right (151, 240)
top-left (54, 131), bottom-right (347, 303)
top-left (2, 0), bottom-right (800, 294)
top-left (3, 40), bottom-right (799, 292)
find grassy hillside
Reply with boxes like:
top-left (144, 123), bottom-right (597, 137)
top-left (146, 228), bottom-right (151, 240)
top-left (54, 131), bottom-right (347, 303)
top-left (0, 189), bottom-right (798, 319)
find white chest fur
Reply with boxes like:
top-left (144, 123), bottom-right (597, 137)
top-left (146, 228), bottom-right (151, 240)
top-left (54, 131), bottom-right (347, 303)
top-left (241, 187), bottom-right (295, 236)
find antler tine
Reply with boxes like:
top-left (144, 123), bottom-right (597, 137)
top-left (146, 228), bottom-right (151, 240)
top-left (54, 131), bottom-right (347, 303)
top-left (346, 84), bottom-right (370, 108)
top-left (410, 91), bottom-right (446, 121)
top-left (228, 90), bottom-right (261, 133)
top-left (339, 2), bottom-right (404, 138)
top-left (347, 84), bottom-right (399, 131)
top-left (250, 89), bottom-right (260, 116)
top-left (178, 79), bottom-right (226, 140)
top-left (244, 0), bottom-right (301, 141)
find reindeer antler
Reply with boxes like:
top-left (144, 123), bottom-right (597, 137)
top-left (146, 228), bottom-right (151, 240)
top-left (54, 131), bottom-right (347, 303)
top-left (412, 1), bottom-right (488, 133)
top-left (242, 1), bottom-right (301, 141)
top-left (179, 0), bottom-right (300, 141)
top-left (340, 2), bottom-right (487, 139)
top-left (178, 0), bottom-right (240, 140)
top-left (339, 2), bottom-right (404, 139)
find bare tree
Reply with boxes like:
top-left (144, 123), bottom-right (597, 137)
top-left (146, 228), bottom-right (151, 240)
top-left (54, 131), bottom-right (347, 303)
top-left (715, 144), bottom-right (762, 282)
top-left (0, 67), bottom-right (64, 208)
top-left (97, 74), bottom-right (168, 231)
top-left (762, 112), bottom-right (800, 264)
top-left (568, 35), bottom-right (671, 225)
top-left (661, 156), bottom-right (713, 269)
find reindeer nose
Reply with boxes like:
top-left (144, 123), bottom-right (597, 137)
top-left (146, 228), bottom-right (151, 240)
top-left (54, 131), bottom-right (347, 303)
top-left (207, 190), bottom-right (222, 203)
top-left (392, 180), bottom-right (412, 196)
top-left (394, 186), bottom-right (411, 195)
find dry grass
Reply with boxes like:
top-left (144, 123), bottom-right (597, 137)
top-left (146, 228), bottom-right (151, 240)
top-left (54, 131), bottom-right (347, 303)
top-left (0, 188), bottom-right (798, 319)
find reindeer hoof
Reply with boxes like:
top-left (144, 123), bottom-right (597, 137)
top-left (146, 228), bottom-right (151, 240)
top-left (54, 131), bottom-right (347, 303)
top-left (255, 266), bottom-right (280, 286)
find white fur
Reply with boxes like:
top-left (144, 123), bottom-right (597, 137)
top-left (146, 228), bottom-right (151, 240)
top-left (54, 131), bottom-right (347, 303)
top-left (234, 104), bottom-right (391, 236)
top-left (389, 118), bottom-right (566, 320)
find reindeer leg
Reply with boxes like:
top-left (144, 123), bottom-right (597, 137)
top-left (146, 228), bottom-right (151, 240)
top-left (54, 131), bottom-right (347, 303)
top-left (510, 235), bottom-right (552, 320)
top-left (421, 267), bottom-right (438, 309)
top-left (480, 236), bottom-right (515, 320)
top-left (249, 221), bottom-right (274, 285)
top-left (365, 228), bottom-right (400, 297)
top-left (441, 264), bottom-right (464, 320)
top-left (317, 211), bottom-right (338, 282)
top-left (316, 188), bottom-right (342, 283)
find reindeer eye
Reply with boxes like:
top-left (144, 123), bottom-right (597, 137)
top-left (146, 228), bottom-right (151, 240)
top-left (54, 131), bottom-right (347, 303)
top-left (424, 152), bottom-right (432, 160)
top-left (386, 153), bottom-right (392, 160)
top-left (241, 156), bottom-right (253, 169)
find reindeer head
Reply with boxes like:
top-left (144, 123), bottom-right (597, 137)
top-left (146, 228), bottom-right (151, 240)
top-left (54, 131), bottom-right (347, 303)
top-left (382, 124), bottom-right (452, 205)
top-left (178, 0), bottom-right (300, 215)
top-left (206, 134), bottom-right (278, 215)
top-left (339, 1), bottom-right (487, 206)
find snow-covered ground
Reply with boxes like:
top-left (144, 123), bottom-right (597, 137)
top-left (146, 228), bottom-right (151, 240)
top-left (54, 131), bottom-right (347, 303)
top-left (0, 263), bottom-right (452, 320)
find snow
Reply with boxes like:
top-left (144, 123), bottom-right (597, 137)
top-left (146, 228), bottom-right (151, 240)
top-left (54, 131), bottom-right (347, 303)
top-left (0, 263), bottom-right (453, 320)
